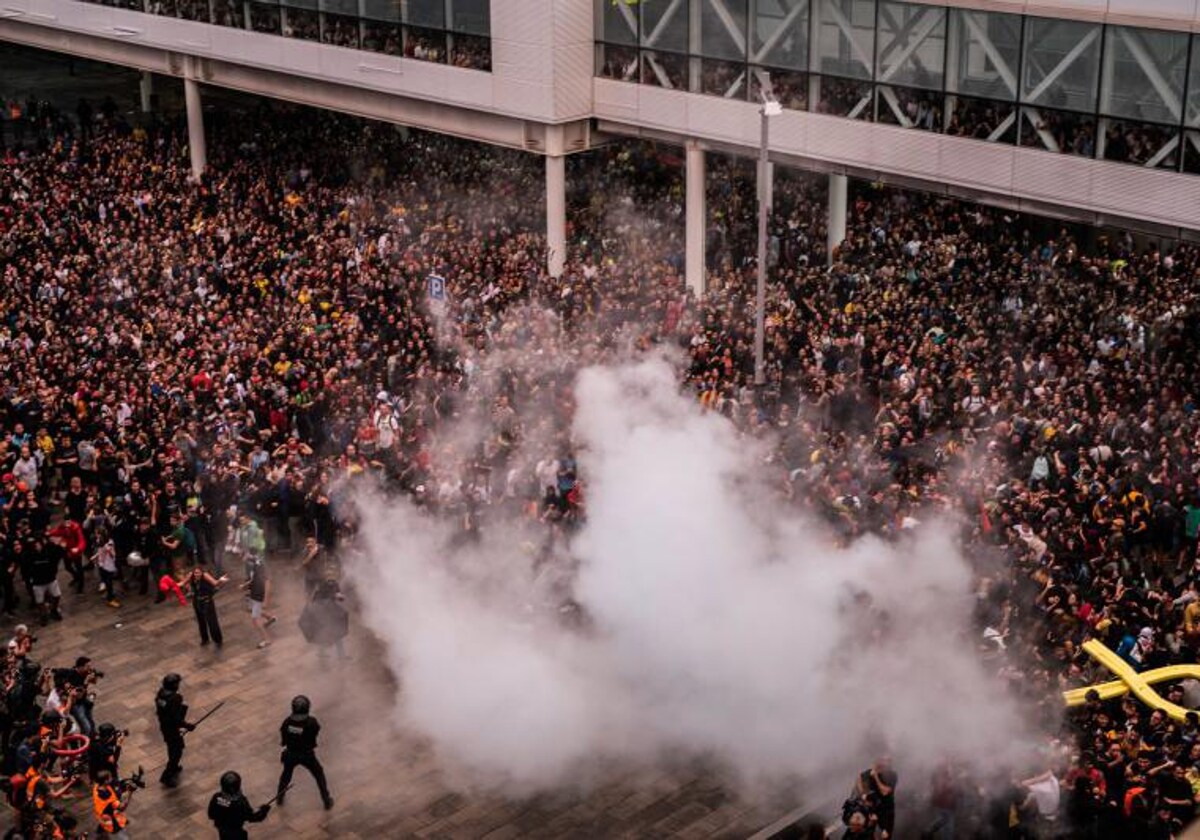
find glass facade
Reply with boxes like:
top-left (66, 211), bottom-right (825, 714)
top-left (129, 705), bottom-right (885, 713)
top-left (594, 0), bottom-right (1200, 173)
top-left (80, 0), bottom-right (491, 70)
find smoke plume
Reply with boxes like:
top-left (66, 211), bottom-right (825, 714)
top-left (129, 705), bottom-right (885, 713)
top-left (352, 354), bottom-right (1030, 798)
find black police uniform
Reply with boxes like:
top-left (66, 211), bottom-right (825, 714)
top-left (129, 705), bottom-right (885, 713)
top-left (154, 686), bottom-right (190, 784)
top-left (192, 573), bottom-right (223, 646)
top-left (208, 791), bottom-right (269, 840)
top-left (277, 713), bottom-right (332, 806)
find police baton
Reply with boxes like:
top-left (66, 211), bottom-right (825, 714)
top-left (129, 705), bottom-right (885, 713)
top-left (184, 700), bottom-right (225, 734)
top-left (262, 784), bottom-right (294, 808)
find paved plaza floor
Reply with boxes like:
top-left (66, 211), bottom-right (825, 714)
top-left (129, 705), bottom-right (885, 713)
top-left (19, 546), bottom-right (785, 839)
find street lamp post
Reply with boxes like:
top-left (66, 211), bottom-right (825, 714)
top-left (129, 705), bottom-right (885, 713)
top-left (754, 72), bottom-right (782, 389)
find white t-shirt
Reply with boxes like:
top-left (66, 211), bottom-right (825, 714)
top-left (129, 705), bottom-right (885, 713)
top-left (1027, 774), bottom-right (1060, 817)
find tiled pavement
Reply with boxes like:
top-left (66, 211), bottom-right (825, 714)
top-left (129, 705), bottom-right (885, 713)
top-left (17, 550), bottom-right (788, 838)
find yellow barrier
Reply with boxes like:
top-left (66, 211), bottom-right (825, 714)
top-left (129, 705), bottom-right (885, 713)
top-left (1062, 639), bottom-right (1199, 722)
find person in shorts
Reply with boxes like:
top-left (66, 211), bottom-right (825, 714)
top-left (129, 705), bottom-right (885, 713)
top-left (25, 538), bottom-right (63, 625)
top-left (241, 557), bottom-right (276, 649)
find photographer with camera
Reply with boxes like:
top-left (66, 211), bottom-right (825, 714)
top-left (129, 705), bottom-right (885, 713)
top-left (57, 656), bottom-right (102, 737)
top-left (88, 723), bottom-right (126, 782)
top-left (92, 767), bottom-right (133, 838)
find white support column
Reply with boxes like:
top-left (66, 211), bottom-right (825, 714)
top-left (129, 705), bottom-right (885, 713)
top-left (685, 140), bottom-right (706, 297)
top-left (545, 154), bottom-right (566, 278)
top-left (827, 173), bottom-right (847, 265)
top-left (139, 71), bottom-right (153, 113)
top-left (184, 78), bottom-right (207, 181)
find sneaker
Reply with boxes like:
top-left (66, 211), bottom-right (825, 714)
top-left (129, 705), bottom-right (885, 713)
top-left (257, 640), bottom-right (271, 649)
top-left (97, 583), bottom-right (106, 594)
top-left (107, 600), bottom-right (121, 608)
top-left (265, 615), bottom-right (277, 628)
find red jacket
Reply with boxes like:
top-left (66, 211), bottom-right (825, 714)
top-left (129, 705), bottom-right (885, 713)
top-left (48, 521), bottom-right (86, 559)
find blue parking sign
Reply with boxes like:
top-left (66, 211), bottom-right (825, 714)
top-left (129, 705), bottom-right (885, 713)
top-left (428, 275), bottom-right (446, 301)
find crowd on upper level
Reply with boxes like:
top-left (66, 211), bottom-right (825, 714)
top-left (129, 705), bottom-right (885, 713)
top-left (1, 88), bottom-right (1199, 838)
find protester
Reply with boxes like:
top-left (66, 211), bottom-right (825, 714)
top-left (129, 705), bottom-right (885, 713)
top-left (0, 90), bottom-right (1199, 836)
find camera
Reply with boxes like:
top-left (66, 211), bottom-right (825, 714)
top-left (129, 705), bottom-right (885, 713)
top-left (120, 766), bottom-right (146, 791)
top-left (92, 670), bottom-right (105, 679)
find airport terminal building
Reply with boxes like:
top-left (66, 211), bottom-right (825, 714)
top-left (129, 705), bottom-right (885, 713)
top-left (4, 0), bottom-right (1200, 289)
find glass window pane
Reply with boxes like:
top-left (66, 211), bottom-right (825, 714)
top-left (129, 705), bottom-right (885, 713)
top-left (452, 0), bottom-right (489, 36)
top-left (249, 2), bottom-right (281, 34)
top-left (321, 0), bottom-right (357, 16)
top-left (641, 0), bottom-right (688, 53)
top-left (213, 0), bottom-right (246, 28)
top-left (597, 0), bottom-right (639, 46)
top-left (642, 50), bottom-right (689, 89)
top-left (1101, 121), bottom-right (1180, 168)
top-left (700, 0), bottom-right (748, 61)
top-left (813, 0), bottom-right (876, 81)
top-left (812, 75), bottom-right (873, 118)
top-left (407, 0), bottom-right (444, 29)
top-left (364, 21), bottom-right (402, 53)
top-left (751, 0), bottom-right (809, 72)
top-left (946, 95), bottom-right (1017, 142)
top-left (284, 6), bottom-right (320, 39)
top-left (363, 0), bottom-right (400, 23)
top-left (876, 85), bottom-right (941, 129)
top-left (597, 44), bottom-right (641, 81)
top-left (1019, 107), bottom-right (1096, 157)
top-left (323, 13), bottom-right (360, 47)
top-left (947, 9), bottom-right (1020, 101)
top-left (1184, 131), bottom-right (1200, 173)
top-left (1021, 18), bottom-right (1101, 114)
top-left (875, 2), bottom-right (944, 91)
top-left (751, 67), bottom-right (808, 110)
top-left (701, 59), bottom-right (749, 98)
top-left (281, 0), bottom-right (316, 9)
top-left (1100, 26), bottom-right (1187, 125)
top-left (406, 27), bottom-right (447, 61)
top-left (452, 34), bottom-right (492, 70)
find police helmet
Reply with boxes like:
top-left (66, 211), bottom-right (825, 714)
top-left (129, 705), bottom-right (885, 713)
top-left (220, 771), bottom-right (242, 795)
top-left (291, 695), bottom-right (310, 715)
top-left (162, 673), bottom-right (182, 690)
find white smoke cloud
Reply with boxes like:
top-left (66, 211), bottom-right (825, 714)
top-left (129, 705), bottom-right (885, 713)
top-left (352, 355), bottom-right (1031, 799)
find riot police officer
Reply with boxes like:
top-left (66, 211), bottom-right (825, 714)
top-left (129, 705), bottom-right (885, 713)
top-left (208, 771), bottom-right (271, 839)
top-left (276, 695), bottom-right (333, 809)
top-left (154, 673), bottom-right (195, 787)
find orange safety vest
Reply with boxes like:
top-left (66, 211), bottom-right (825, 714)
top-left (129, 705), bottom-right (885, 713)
top-left (24, 768), bottom-right (42, 803)
top-left (92, 784), bottom-right (127, 833)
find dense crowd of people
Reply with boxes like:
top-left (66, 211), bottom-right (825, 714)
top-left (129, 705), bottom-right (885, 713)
top-left (1, 80), bottom-right (1199, 839)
